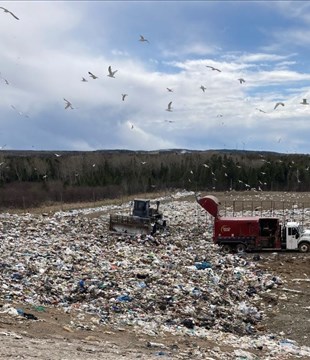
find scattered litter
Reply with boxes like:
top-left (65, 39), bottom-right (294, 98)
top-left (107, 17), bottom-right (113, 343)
top-left (0, 190), bottom-right (309, 358)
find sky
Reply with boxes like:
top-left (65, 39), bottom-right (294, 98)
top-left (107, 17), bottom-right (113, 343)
top-left (1, 1), bottom-right (310, 154)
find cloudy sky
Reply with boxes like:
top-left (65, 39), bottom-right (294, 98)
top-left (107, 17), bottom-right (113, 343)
top-left (1, 1), bottom-right (310, 153)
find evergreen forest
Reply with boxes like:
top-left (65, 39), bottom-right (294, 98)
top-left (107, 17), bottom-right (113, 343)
top-left (0, 149), bottom-right (309, 209)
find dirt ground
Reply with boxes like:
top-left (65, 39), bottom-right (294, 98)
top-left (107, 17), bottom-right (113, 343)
top-left (0, 191), bottom-right (310, 359)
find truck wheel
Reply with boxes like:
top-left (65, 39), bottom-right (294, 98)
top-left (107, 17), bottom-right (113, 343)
top-left (236, 243), bottom-right (246, 253)
top-left (221, 244), bottom-right (232, 254)
top-left (298, 242), bottom-right (310, 253)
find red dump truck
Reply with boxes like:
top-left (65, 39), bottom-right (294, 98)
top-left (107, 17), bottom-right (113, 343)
top-left (197, 195), bottom-right (310, 253)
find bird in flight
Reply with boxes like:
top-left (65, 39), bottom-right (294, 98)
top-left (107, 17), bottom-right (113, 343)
top-left (165, 119), bottom-right (175, 123)
top-left (0, 73), bottom-right (9, 85)
top-left (274, 102), bottom-right (285, 110)
top-left (166, 88), bottom-right (173, 92)
top-left (200, 85), bottom-right (206, 92)
top-left (81, 77), bottom-right (88, 82)
top-left (88, 71), bottom-right (98, 79)
top-left (122, 94), bottom-right (128, 101)
top-left (63, 98), bottom-right (74, 110)
top-left (301, 98), bottom-right (309, 105)
top-left (0, 7), bottom-right (19, 20)
top-left (11, 105), bottom-right (29, 118)
top-left (256, 108), bottom-right (267, 113)
top-left (206, 65), bottom-right (221, 72)
top-left (166, 101), bottom-right (173, 112)
top-left (139, 35), bottom-right (149, 43)
top-left (108, 66), bottom-right (118, 78)
top-left (238, 78), bottom-right (245, 84)
top-left (55, 153), bottom-right (61, 158)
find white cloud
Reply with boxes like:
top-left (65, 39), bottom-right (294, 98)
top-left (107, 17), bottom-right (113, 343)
top-left (0, 1), bottom-right (310, 153)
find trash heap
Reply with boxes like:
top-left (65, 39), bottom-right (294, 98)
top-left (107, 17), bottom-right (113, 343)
top-left (0, 191), bottom-right (310, 359)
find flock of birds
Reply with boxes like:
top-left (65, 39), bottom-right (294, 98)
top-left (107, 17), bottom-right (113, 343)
top-left (1, 5), bottom-right (310, 151)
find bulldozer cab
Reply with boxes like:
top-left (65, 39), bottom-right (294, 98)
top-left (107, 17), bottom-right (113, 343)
top-left (132, 199), bottom-right (150, 218)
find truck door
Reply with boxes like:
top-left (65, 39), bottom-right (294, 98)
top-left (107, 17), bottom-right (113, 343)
top-left (286, 226), bottom-right (299, 250)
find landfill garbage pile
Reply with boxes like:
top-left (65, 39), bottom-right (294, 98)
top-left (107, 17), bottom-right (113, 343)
top-left (0, 190), bottom-right (310, 359)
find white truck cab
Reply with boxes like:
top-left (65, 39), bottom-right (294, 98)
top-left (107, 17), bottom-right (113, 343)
top-left (284, 221), bottom-right (310, 252)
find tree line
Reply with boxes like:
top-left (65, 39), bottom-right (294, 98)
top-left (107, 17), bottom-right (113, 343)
top-left (0, 149), bottom-right (309, 209)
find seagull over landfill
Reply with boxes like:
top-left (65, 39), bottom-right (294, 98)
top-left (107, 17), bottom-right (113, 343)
top-left (274, 102), bottom-right (285, 110)
top-left (88, 71), bottom-right (98, 79)
top-left (301, 98), bottom-right (309, 105)
top-left (139, 35), bottom-right (149, 43)
top-left (0, 6), bottom-right (19, 20)
top-left (122, 94), bottom-right (128, 101)
top-left (63, 98), bottom-right (74, 110)
top-left (256, 108), bottom-right (267, 113)
top-left (0, 73), bottom-right (9, 85)
top-left (167, 88), bottom-right (173, 92)
top-left (166, 101), bottom-right (173, 112)
top-left (108, 66), bottom-right (118, 78)
top-left (11, 105), bottom-right (29, 118)
top-left (206, 65), bottom-right (221, 72)
top-left (238, 78), bottom-right (245, 84)
top-left (200, 85), bottom-right (206, 92)
top-left (81, 77), bottom-right (88, 82)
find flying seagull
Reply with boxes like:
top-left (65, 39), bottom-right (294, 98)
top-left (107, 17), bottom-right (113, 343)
top-left (256, 108), bottom-right (267, 113)
top-left (108, 66), bottom-right (118, 78)
top-left (63, 98), bottom-right (74, 110)
top-left (206, 65), bottom-right (221, 72)
top-left (122, 94), bottom-right (128, 101)
top-left (166, 88), bottom-right (173, 92)
top-left (0, 7), bottom-right (19, 20)
top-left (200, 85), bottom-right (206, 92)
top-left (238, 78), bottom-right (245, 84)
top-left (81, 77), bottom-right (88, 82)
top-left (166, 101), bottom-right (173, 112)
top-left (88, 71), bottom-right (98, 79)
top-left (139, 35), bottom-right (149, 43)
top-left (11, 105), bottom-right (29, 118)
top-left (0, 73), bottom-right (9, 85)
top-left (274, 102), bottom-right (285, 110)
top-left (301, 98), bottom-right (309, 105)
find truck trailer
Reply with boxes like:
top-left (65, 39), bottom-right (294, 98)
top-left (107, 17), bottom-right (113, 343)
top-left (197, 194), bottom-right (310, 253)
